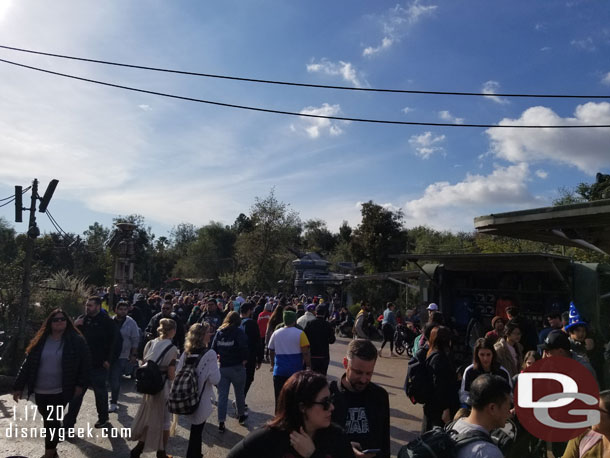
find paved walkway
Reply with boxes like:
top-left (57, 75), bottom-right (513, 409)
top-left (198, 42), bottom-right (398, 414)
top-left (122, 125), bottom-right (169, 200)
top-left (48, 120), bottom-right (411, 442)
top-left (0, 337), bottom-right (423, 457)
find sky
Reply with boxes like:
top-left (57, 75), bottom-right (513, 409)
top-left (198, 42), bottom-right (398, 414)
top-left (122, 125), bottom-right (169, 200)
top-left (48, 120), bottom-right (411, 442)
top-left (1, 0), bottom-right (609, 240)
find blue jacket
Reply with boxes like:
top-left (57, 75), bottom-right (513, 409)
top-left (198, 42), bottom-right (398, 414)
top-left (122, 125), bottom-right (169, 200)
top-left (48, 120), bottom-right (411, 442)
top-left (211, 325), bottom-right (249, 368)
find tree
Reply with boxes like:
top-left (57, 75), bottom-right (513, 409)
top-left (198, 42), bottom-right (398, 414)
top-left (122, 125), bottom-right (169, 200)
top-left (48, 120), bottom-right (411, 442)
top-left (233, 190), bottom-right (301, 291)
top-left (338, 221), bottom-right (352, 243)
top-left (173, 222), bottom-right (236, 286)
top-left (351, 201), bottom-right (406, 273)
top-left (170, 223), bottom-right (198, 256)
top-left (302, 219), bottom-right (336, 255)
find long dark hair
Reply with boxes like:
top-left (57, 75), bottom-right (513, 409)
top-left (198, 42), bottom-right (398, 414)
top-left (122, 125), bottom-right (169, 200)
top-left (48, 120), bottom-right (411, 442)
top-left (267, 305), bottom-right (285, 332)
top-left (473, 337), bottom-right (500, 371)
top-left (267, 370), bottom-right (328, 432)
top-left (25, 308), bottom-right (82, 354)
top-left (427, 325), bottom-right (452, 357)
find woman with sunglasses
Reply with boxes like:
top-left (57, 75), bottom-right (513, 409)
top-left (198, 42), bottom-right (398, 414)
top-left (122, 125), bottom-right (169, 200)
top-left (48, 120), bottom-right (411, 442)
top-left (13, 308), bottom-right (90, 458)
top-left (227, 370), bottom-right (355, 458)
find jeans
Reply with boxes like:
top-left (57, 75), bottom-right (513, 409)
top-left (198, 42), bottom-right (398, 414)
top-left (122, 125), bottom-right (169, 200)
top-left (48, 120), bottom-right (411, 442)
top-left (217, 365), bottom-right (246, 422)
top-left (187, 421), bottom-right (206, 458)
top-left (109, 358), bottom-right (129, 404)
top-left (64, 367), bottom-right (108, 428)
top-left (35, 392), bottom-right (66, 450)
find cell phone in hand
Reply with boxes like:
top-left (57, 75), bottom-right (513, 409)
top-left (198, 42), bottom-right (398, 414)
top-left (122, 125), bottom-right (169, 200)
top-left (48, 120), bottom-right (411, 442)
top-left (362, 449), bottom-right (380, 455)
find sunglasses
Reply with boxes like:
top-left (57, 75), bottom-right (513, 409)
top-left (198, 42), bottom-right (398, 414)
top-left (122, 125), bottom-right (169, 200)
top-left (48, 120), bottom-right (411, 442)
top-left (311, 395), bottom-right (334, 411)
top-left (51, 316), bottom-right (67, 322)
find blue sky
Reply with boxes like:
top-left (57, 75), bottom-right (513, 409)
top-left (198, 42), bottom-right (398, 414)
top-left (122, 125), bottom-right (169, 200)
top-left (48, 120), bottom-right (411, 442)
top-left (1, 0), bottom-right (609, 239)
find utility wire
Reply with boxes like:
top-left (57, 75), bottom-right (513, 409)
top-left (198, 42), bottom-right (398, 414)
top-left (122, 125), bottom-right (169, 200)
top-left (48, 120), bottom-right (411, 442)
top-left (2, 58), bottom-right (610, 129)
top-left (46, 209), bottom-right (73, 240)
top-left (1, 44), bottom-right (609, 99)
top-left (0, 186), bottom-right (30, 202)
top-left (0, 197), bottom-right (15, 208)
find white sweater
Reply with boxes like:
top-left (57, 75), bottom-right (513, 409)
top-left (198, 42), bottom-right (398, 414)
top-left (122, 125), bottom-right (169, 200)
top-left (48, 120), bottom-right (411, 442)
top-left (175, 349), bottom-right (221, 425)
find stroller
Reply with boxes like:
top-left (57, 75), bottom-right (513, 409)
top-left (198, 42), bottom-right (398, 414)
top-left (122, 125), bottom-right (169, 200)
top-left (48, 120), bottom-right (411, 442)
top-left (394, 322), bottom-right (419, 356)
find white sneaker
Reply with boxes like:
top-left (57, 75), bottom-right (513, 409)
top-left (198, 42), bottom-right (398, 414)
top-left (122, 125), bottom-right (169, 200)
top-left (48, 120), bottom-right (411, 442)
top-left (108, 403), bottom-right (118, 413)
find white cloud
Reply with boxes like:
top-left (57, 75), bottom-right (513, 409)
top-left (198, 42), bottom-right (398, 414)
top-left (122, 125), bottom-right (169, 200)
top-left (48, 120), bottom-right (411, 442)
top-left (486, 102), bottom-right (610, 174)
top-left (540, 46), bottom-right (552, 52)
top-left (403, 163), bottom-right (535, 230)
top-left (138, 104), bottom-right (152, 111)
top-left (535, 169), bottom-right (548, 179)
top-left (291, 103), bottom-right (346, 139)
top-left (571, 37), bottom-right (595, 51)
top-left (402, 106), bottom-right (415, 114)
top-left (306, 59), bottom-right (367, 87)
top-left (363, 37), bottom-right (394, 57)
top-left (482, 81), bottom-right (509, 105)
top-left (363, 1), bottom-right (437, 57)
top-left (439, 110), bottom-right (464, 124)
top-left (601, 72), bottom-right (610, 86)
top-left (409, 131), bottom-right (446, 159)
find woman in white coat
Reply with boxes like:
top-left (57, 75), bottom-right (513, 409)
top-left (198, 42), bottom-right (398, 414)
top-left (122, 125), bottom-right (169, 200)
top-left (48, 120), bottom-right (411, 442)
top-left (176, 322), bottom-right (221, 458)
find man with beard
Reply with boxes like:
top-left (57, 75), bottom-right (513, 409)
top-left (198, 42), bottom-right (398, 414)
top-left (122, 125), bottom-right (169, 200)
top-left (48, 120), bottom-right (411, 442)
top-left (330, 339), bottom-right (390, 458)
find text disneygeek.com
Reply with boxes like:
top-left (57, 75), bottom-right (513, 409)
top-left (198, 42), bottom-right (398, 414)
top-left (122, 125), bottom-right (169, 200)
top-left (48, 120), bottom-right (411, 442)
top-left (3, 423), bottom-right (131, 441)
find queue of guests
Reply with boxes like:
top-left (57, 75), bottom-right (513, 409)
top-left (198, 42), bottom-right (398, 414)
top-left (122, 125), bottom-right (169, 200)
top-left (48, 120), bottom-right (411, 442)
top-left (12, 290), bottom-right (384, 458)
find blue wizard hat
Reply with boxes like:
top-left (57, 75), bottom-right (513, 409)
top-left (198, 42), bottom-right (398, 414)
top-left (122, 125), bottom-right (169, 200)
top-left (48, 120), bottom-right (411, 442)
top-left (565, 301), bottom-right (587, 331)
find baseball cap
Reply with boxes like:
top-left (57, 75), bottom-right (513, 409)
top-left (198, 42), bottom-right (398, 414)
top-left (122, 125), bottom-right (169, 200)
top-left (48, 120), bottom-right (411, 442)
top-left (306, 304), bottom-right (316, 312)
top-left (541, 330), bottom-right (571, 352)
top-left (427, 303), bottom-right (439, 311)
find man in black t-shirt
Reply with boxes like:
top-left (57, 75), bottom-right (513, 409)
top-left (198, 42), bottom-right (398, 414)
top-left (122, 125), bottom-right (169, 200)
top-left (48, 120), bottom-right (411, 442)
top-left (330, 339), bottom-right (390, 458)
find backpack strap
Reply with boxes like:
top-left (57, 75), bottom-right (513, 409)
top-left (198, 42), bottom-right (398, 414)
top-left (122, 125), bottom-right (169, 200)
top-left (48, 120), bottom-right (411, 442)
top-left (154, 341), bottom-right (174, 365)
top-left (446, 420), bottom-right (494, 449)
top-left (579, 429), bottom-right (603, 457)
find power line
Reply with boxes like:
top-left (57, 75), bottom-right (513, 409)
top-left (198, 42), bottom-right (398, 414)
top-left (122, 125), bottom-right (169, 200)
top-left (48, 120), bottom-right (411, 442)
top-left (2, 58), bottom-right (610, 129)
top-left (0, 185), bottom-right (30, 203)
top-left (0, 197), bottom-right (15, 208)
top-left (46, 208), bottom-right (72, 240)
top-left (1, 44), bottom-right (609, 100)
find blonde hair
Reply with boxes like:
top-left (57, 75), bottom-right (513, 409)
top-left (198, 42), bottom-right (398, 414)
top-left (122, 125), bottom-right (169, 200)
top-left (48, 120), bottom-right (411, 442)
top-left (184, 322), bottom-right (210, 354)
top-left (158, 318), bottom-right (177, 338)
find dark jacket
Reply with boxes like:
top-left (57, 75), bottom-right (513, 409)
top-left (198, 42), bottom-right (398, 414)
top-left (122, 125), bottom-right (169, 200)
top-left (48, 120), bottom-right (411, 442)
top-left (303, 316), bottom-right (336, 358)
top-left (423, 349), bottom-right (459, 428)
top-left (13, 332), bottom-right (91, 402)
top-left (330, 376), bottom-right (391, 458)
top-left (240, 317), bottom-right (263, 364)
top-left (211, 325), bottom-right (249, 368)
top-left (77, 311), bottom-right (116, 368)
top-left (145, 311), bottom-right (185, 352)
top-left (227, 423), bottom-right (355, 458)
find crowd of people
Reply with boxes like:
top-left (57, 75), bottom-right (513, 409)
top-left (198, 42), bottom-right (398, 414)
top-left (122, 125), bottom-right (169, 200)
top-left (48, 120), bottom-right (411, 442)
top-left (10, 287), bottom-right (609, 458)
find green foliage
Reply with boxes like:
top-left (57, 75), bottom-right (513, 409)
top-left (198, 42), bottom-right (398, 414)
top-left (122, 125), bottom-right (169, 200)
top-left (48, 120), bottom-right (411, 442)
top-left (348, 303), bottom-right (361, 318)
top-left (233, 189), bottom-right (302, 291)
top-left (302, 219), bottom-right (337, 255)
top-left (351, 201), bottom-right (406, 273)
top-left (37, 270), bottom-right (93, 319)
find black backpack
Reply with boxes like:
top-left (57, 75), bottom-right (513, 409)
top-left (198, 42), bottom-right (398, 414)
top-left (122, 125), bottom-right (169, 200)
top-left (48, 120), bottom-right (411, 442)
top-left (404, 350), bottom-right (433, 404)
top-left (397, 421), bottom-right (494, 458)
top-left (135, 341), bottom-right (174, 395)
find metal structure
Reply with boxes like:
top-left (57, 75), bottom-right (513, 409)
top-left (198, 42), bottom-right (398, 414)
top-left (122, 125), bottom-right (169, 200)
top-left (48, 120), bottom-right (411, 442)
top-left (107, 222), bottom-right (137, 294)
